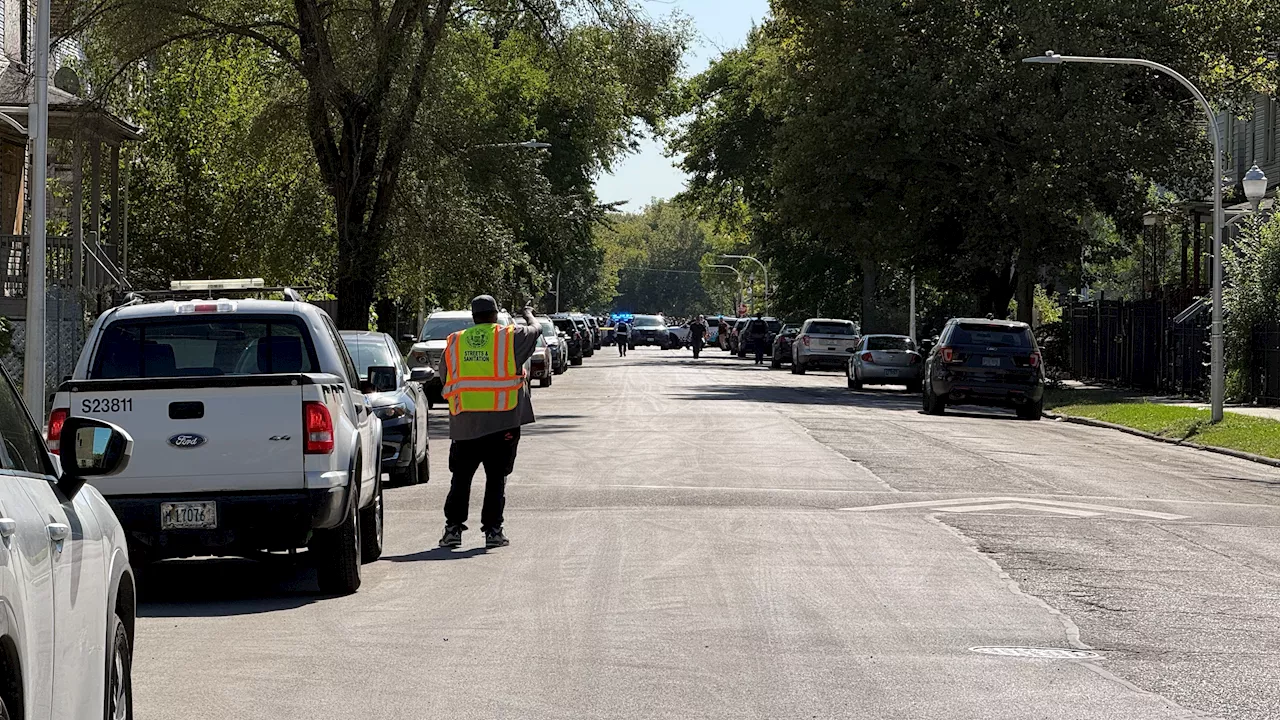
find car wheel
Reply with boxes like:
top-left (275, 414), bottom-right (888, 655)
top-left (771, 354), bottom-right (781, 369)
top-left (417, 442), bottom-right (430, 484)
top-left (795, 360), bottom-right (807, 375)
top-left (539, 374), bottom-right (552, 388)
top-left (848, 369), bottom-right (861, 390)
top-left (360, 472), bottom-right (384, 563)
top-left (923, 383), bottom-right (946, 415)
top-left (105, 612), bottom-right (132, 720)
top-left (1017, 398), bottom-right (1044, 421)
top-left (571, 355), bottom-right (583, 366)
top-left (314, 471), bottom-right (362, 595)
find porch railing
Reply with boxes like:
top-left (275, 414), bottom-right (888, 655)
top-left (0, 233), bottom-right (127, 300)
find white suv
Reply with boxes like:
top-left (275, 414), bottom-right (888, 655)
top-left (0, 365), bottom-right (137, 719)
top-left (49, 296), bottom-right (384, 595)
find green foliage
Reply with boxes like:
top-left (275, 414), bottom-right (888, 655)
top-left (594, 200), bottom-right (723, 316)
top-left (1223, 213), bottom-right (1280, 400)
top-left (674, 0), bottom-right (1280, 324)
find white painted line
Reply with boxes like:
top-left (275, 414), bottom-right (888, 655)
top-left (842, 495), bottom-right (1188, 520)
top-left (935, 503), bottom-right (1100, 517)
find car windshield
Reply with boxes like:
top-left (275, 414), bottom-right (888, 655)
top-left (91, 317), bottom-right (319, 378)
top-left (420, 316), bottom-right (473, 340)
top-left (553, 319), bottom-right (575, 332)
top-left (807, 321), bottom-right (856, 335)
top-left (867, 336), bottom-right (915, 351)
top-left (633, 315), bottom-right (664, 328)
top-left (341, 336), bottom-right (398, 379)
top-left (539, 321), bottom-right (557, 337)
top-left (952, 323), bottom-right (1034, 348)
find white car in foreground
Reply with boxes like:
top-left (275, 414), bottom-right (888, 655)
top-left (0, 365), bottom-right (137, 719)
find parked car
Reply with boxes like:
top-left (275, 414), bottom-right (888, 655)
top-left (705, 315), bottom-right (726, 345)
top-left (408, 309), bottom-right (515, 404)
top-left (569, 314), bottom-right (596, 357)
top-left (791, 318), bottom-right (859, 373)
top-left (551, 315), bottom-right (586, 365)
top-left (0, 365), bottom-right (137, 719)
top-left (537, 316), bottom-right (570, 374)
top-left (530, 336), bottom-right (555, 387)
top-left (847, 334), bottom-right (922, 392)
top-left (770, 324), bottom-right (802, 368)
top-left (598, 316), bottom-right (616, 345)
top-left (668, 322), bottom-right (690, 349)
top-left (342, 331), bottom-right (432, 485)
top-left (739, 317), bottom-right (782, 358)
top-left (52, 295), bottom-right (385, 595)
top-left (922, 318), bottom-right (1045, 420)
top-left (584, 315), bottom-right (603, 351)
top-left (629, 314), bottom-right (671, 348)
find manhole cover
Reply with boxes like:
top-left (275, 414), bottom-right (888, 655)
top-left (970, 646), bottom-right (1100, 659)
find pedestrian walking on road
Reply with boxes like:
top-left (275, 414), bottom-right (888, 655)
top-left (690, 315), bottom-right (707, 359)
top-left (747, 314), bottom-right (769, 365)
top-left (615, 318), bottom-right (631, 356)
top-left (718, 318), bottom-right (730, 350)
top-left (438, 295), bottom-right (541, 550)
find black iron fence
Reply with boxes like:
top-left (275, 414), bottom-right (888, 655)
top-left (1250, 322), bottom-right (1280, 405)
top-left (1063, 298), bottom-right (1210, 396)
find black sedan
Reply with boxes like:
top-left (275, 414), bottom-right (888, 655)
top-left (770, 325), bottom-right (801, 368)
top-left (341, 331), bottom-right (432, 485)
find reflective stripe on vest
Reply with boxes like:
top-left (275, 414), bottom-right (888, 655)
top-left (442, 324), bottom-right (525, 415)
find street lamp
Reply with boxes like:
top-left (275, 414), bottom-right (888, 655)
top-left (1023, 50), bottom-right (1230, 422)
top-left (709, 264), bottom-right (744, 313)
top-left (720, 254), bottom-right (769, 316)
top-left (1243, 164), bottom-right (1268, 211)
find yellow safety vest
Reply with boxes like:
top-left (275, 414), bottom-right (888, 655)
top-left (442, 324), bottom-right (526, 416)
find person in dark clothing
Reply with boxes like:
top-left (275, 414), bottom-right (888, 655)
top-left (439, 296), bottom-right (541, 550)
top-left (615, 319), bottom-right (631, 356)
top-left (747, 315), bottom-right (769, 365)
top-left (690, 315), bottom-right (708, 359)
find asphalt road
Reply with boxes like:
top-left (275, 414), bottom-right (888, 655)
top-left (133, 346), bottom-right (1280, 719)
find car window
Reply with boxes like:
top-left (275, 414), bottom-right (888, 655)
top-left (320, 314), bottom-right (361, 386)
top-left (420, 316), bottom-right (474, 340)
top-left (633, 315), bottom-right (664, 328)
top-left (951, 323), bottom-right (1034, 348)
top-left (341, 336), bottom-right (400, 380)
top-left (387, 337), bottom-right (410, 376)
top-left (538, 321), bottom-right (557, 338)
top-left (91, 316), bottom-right (320, 378)
top-left (0, 370), bottom-right (51, 475)
top-left (867, 336), bottom-right (915, 351)
top-left (806, 321), bottom-right (856, 335)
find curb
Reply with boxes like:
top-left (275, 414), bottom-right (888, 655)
top-left (1044, 411), bottom-right (1280, 470)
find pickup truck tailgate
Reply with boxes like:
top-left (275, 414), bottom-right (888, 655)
top-left (68, 382), bottom-right (305, 495)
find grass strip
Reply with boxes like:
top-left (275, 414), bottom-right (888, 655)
top-left (1048, 401), bottom-right (1280, 460)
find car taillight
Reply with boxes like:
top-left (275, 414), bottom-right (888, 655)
top-left (47, 407), bottom-right (69, 454)
top-left (304, 401), bottom-right (334, 454)
top-left (941, 347), bottom-right (955, 363)
top-left (801, 335), bottom-right (810, 347)
top-left (1029, 352), bottom-right (1042, 368)
top-left (861, 352), bottom-right (874, 362)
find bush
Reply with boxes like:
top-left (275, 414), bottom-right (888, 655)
top-left (1223, 215), bottom-right (1280, 401)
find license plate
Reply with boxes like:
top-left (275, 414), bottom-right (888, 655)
top-left (161, 502), bottom-right (217, 530)
top-left (981, 357), bottom-right (1001, 367)
top-left (883, 368), bottom-right (900, 377)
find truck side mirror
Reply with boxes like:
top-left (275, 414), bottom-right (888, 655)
top-left (410, 366), bottom-right (434, 384)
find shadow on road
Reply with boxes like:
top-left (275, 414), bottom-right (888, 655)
top-left (138, 556), bottom-right (318, 618)
top-left (385, 547), bottom-right (489, 562)
top-left (670, 383), bottom-right (922, 409)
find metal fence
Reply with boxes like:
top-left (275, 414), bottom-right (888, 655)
top-left (1250, 323), bottom-right (1280, 405)
top-left (1065, 298), bottom-right (1210, 396)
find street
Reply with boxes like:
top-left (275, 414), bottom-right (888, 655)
top-left (133, 347), bottom-right (1280, 720)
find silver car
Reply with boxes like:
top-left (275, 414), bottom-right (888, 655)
top-left (791, 318), bottom-right (859, 373)
top-left (847, 334), bottom-right (923, 391)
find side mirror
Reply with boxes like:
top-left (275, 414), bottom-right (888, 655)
top-left (367, 365), bottom-right (398, 393)
top-left (410, 366), bottom-right (434, 383)
top-left (57, 417), bottom-right (133, 498)
top-left (401, 334), bottom-right (418, 344)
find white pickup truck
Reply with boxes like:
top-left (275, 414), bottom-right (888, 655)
top-left (48, 296), bottom-right (384, 595)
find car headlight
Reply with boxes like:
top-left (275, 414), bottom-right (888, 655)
top-left (374, 403), bottom-right (409, 420)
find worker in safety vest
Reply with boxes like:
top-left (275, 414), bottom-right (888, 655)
top-left (438, 295), bottom-right (541, 549)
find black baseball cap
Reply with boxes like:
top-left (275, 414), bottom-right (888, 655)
top-left (471, 294), bottom-right (499, 314)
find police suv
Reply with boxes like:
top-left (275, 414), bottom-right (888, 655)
top-left (48, 280), bottom-right (385, 595)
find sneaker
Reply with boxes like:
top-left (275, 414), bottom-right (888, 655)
top-left (438, 525), bottom-right (463, 548)
top-left (484, 528), bottom-right (510, 548)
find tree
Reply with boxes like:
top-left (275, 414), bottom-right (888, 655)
top-left (85, 0), bottom-right (685, 327)
top-left (595, 200), bottom-right (720, 316)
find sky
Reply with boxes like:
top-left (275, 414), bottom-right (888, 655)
top-left (593, 0), bottom-right (771, 210)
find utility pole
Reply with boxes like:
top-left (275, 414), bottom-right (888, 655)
top-left (909, 276), bottom-right (916, 343)
top-left (555, 271), bottom-right (560, 313)
top-left (22, 0), bottom-right (50, 418)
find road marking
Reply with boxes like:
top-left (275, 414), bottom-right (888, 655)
top-left (936, 502), bottom-right (1100, 517)
top-left (842, 496), bottom-right (1188, 520)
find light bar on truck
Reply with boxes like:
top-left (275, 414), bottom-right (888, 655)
top-left (170, 278), bottom-right (265, 291)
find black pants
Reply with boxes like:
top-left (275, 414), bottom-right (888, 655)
top-left (692, 337), bottom-right (704, 358)
top-left (618, 337), bottom-right (628, 356)
top-left (752, 338), bottom-right (765, 364)
top-left (444, 427), bottom-right (521, 532)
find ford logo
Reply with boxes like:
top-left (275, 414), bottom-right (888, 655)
top-left (168, 433), bottom-right (207, 448)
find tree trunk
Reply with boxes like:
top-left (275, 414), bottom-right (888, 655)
top-left (860, 257), bottom-right (878, 332)
top-left (1015, 267), bottom-right (1035, 325)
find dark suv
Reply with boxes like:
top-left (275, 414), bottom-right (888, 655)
top-left (551, 316), bottom-right (586, 365)
top-left (922, 318), bottom-right (1045, 420)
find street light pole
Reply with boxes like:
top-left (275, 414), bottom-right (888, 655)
top-left (23, 0), bottom-right (50, 418)
top-left (1023, 51), bottom-right (1227, 422)
top-left (721, 254), bottom-right (769, 317)
top-left (709, 264), bottom-right (744, 314)
top-left (909, 276), bottom-right (916, 343)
